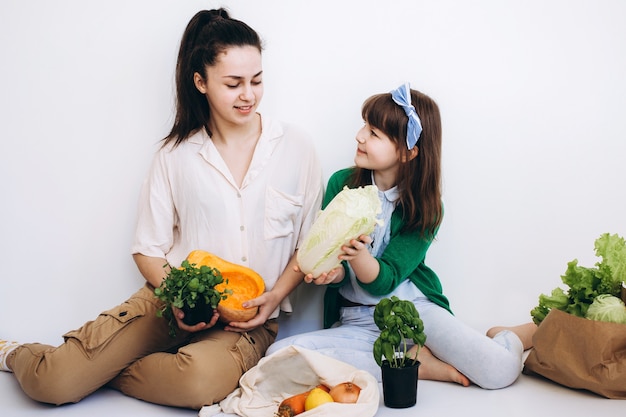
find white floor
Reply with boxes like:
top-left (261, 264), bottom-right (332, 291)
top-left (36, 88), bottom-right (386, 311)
top-left (2, 289), bottom-right (624, 416)
top-left (2, 367), bottom-right (624, 417)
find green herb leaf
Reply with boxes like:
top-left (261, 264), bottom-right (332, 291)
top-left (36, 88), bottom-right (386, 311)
top-left (153, 259), bottom-right (229, 337)
top-left (373, 296), bottom-right (426, 368)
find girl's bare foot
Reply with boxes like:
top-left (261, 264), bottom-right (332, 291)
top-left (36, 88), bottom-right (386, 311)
top-left (486, 322), bottom-right (537, 350)
top-left (407, 345), bottom-right (470, 387)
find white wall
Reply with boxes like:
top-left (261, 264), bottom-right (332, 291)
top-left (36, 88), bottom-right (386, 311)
top-left (1, 0), bottom-right (624, 345)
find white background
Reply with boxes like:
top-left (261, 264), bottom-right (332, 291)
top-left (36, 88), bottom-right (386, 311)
top-left (1, 0), bottom-right (624, 346)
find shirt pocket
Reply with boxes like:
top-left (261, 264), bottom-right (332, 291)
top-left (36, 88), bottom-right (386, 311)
top-left (264, 187), bottom-right (304, 240)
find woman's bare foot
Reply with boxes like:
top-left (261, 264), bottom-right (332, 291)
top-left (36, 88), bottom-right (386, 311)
top-left (407, 345), bottom-right (470, 387)
top-left (486, 322), bottom-right (537, 350)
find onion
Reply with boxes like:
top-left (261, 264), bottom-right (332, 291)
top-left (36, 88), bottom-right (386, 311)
top-left (329, 382), bottom-right (361, 403)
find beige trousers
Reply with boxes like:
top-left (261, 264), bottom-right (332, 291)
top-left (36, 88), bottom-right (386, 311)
top-left (8, 284), bottom-right (278, 409)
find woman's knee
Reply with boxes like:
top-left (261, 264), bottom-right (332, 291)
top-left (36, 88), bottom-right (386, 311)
top-left (178, 366), bottom-right (240, 406)
top-left (12, 344), bottom-right (99, 405)
top-left (177, 332), bottom-right (267, 406)
top-left (20, 369), bottom-right (94, 405)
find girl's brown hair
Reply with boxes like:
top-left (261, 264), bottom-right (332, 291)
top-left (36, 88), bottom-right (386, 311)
top-left (163, 9), bottom-right (263, 147)
top-left (349, 89), bottom-right (443, 237)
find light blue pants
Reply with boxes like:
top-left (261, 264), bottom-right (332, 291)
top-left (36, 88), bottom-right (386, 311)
top-left (266, 304), bottom-right (523, 389)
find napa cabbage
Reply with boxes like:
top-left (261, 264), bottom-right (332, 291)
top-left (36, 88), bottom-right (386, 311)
top-left (297, 185), bottom-right (383, 277)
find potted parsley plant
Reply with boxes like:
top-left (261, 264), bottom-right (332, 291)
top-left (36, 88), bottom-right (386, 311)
top-left (154, 260), bottom-right (231, 337)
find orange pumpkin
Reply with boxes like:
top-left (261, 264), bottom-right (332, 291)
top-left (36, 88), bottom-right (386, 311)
top-left (185, 250), bottom-right (265, 322)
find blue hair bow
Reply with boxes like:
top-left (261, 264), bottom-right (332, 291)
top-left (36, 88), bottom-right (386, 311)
top-left (390, 82), bottom-right (422, 149)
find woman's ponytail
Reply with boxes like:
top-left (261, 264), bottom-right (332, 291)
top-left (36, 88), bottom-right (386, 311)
top-left (164, 8), bottom-right (261, 147)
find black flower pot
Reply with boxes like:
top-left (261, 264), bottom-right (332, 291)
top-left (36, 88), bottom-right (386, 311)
top-left (381, 360), bottom-right (420, 408)
top-left (181, 298), bottom-right (214, 326)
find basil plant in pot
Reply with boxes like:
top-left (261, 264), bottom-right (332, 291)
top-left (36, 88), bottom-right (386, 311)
top-left (373, 296), bottom-right (426, 408)
top-left (154, 260), bottom-right (231, 337)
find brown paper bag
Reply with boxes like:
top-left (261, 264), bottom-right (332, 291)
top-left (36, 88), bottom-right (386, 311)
top-left (523, 308), bottom-right (626, 398)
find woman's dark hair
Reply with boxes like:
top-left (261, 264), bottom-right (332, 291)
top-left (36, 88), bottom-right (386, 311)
top-left (349, 89), bottom-right (443, 237)
top-left (163, 9), bottom-right (263, 147)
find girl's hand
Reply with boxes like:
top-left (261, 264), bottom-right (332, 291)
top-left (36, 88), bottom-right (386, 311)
top-left (173, 306), bottom-right (220, 333)
top-left (221, 291), bottom-right (277, 333)
top-left (304, 266), bottom-right (345, 285)
top-left (339, 234), bottom-right (373, 261)
top-left (340, 234), bottom-right (380, 284)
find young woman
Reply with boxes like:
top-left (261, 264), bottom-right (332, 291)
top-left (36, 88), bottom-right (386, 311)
top-left (0, 9), bottom-right (323, 409)
top-left (266, 83), bottom-right (536, 389)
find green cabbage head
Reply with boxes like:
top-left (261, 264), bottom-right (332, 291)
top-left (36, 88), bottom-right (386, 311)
top-left (585, 294), bottom-right (626, 324)
top-left (297, 185), bottom-right (383, 277)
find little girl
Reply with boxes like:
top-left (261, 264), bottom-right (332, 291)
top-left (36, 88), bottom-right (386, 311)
top-left (266, 83), bottom-right (536, 389)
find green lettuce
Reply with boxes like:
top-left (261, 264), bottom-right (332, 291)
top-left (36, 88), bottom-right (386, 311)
top-left (297, 185), bottom-right (383, 277)
top-left (531, 233), bottom-right (626, 325)
top-left (585, 294), bottom-right (626, 324)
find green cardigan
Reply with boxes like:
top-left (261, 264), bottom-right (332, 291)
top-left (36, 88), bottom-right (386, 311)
top-left (322, 167), bottom-right (452, 328)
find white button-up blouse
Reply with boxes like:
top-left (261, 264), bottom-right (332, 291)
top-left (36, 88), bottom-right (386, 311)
top-left (131, 115), bottom-right (324, 317)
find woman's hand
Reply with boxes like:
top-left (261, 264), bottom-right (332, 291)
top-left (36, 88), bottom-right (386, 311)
top-left (222, 252), bottom-right (303, 333)
top-left (172, 306), bottom-right (220, 333)
top-left (296, 235), bottom-right (373, 286)
top-left (303, 266), bottom-right (345, 285)
top-left (221, 291), bottom-right (277, 332)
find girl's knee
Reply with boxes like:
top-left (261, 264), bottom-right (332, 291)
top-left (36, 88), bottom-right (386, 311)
top-left (266, 337), bottom-right (294, 356)
top-left (270, 331), bottom-right (331, 350)
top-left (473, 359), bottom-right (523, 390)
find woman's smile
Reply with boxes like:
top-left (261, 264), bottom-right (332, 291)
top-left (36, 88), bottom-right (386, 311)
top-left (235, 105), bottom-right (254, 114)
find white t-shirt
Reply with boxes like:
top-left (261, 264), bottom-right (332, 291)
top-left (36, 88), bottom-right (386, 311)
top-left (131, 115), bottom-right (324, 317)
